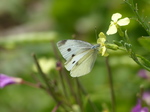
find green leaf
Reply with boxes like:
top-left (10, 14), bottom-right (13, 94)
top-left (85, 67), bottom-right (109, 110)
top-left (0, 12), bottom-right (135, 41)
top-left (138, 36), bottom-right (150, 52)
top-left (0, 32), bottom-right (58, 49)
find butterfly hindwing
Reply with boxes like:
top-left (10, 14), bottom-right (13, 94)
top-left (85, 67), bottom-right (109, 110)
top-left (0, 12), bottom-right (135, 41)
top-left (64, 50), bottom-right (91, 71)
top-left (70, 49), bottom-right (98, 77)
top-left (57, 39), bottom-right (93, 61)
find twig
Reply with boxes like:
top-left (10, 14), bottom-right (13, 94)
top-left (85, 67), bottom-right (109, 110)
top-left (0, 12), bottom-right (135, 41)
top-left (52, 103), bottom-right (61, 112)
top-left (32, 53), bottom-right (59, 102)
top-left (59, 70), bottom-right (68, 98)
top-left (51, 41), bottom-right (68, 98)
top-left (105, 57), bottom-right (116, 112)
top-left (21, 80), bottom-right (41, 88)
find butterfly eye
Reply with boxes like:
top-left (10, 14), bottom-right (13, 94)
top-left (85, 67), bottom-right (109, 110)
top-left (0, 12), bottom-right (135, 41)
top-left (67, 48), bottom-right (71, 52)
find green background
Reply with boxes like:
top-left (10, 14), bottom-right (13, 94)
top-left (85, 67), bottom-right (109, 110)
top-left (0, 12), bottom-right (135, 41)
top-left (0, 0), bottom-right (150, 112)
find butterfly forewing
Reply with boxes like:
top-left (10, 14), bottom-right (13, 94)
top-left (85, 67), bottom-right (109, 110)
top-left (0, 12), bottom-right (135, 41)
top-left (57, 40), bottom-right (93, 61)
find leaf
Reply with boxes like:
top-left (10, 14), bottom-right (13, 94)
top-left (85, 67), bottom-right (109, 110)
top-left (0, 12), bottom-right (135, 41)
top-left (138, 36), bottom-right (150, 52)
top-left (0, 32), bottom-right (58, 49)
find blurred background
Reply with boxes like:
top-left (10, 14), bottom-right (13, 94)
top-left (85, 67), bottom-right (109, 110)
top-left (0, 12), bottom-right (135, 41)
top-left (0, 0), bottom-right (150, 112)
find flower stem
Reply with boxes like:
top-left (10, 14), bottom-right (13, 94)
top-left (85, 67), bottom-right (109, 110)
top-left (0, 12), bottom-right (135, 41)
top-left (52, 103), bottom-right (61, 112)
top-left (32, 53), bottom-right (59, 102)
top-left (77, 78), bottom-right (100, 112)
top-left (105, 57), bottom-right (116, 112)
top-left (124, 0), bottom-right (150, 35)
top-left (21, 80), bottom-right (41, 88)
top-left (51, 42), bottom-right (68, 98)
top-left (59, 70), bottom-right (68, 98)
top-left (75, 78), bottom-right (84, 111)
top-left (139, 85), bottom-right (144, 106)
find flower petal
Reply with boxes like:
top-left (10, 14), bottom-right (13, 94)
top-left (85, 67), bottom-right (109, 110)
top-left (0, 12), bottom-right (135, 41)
top-left (0, 74), bottom-right (22, 88)
top-left (101, 46), bottom-right (106, 56)
top-left (106, 24), bottom-right (117, 35)
top-left (98, 32), bottom-right (106, 39)
top-left (131, 102), bottom-right (141, 112)
top-left (138, 69), bottom-right (149, 79)
top-left (97, 32), bottom-right (106, 45)
top-left (99, 46), bottom-right (106, 56)
top-left (117, 17), bottom-right (130, 26)
top-left (143, 91), bottom-right (150, 106)
top-left (141, 107), bottom-right (149, 112)
top-left (111, 13), bottom-right (122, 22)
top-left (131, 99), bottom-right (149, 112)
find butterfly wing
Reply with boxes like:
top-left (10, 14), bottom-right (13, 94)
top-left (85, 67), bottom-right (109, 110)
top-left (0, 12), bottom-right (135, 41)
top-left (70, 49), bottom-right (98, 77)
top-left (57, 39), bottom-right (93, 61)
top-left (64, 49), bottom-right (90, 71)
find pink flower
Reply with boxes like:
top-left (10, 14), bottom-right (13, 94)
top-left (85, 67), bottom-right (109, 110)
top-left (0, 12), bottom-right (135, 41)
top-left (131, 100), bottom-right (148, 112)
top-left (131, 91), bottom-right (150, 112)
top-left (143, 91), bottom-right (150, 106)
top-left (0, 74), bottom-right (22, 88)
top-left (138, 69), bottom-right (150, 79)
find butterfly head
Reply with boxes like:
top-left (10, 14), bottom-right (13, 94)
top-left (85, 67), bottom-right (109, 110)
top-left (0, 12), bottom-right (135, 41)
top-left (91, 44), bottom-right (100, 49)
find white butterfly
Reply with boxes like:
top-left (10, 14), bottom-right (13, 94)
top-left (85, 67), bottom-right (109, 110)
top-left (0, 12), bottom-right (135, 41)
top-left (57, 39), bottom-right (100, 77)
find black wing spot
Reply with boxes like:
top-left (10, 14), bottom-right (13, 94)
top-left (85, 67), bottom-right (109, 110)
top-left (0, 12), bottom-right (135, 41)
top-left (67, 48), bottom-right (71, 52)
top-left (72, 54), bottom-right (75, 57)
top-left (72, 61), bottom-right (76, 64)
top-left (58, 40), bottom-right (67, 46)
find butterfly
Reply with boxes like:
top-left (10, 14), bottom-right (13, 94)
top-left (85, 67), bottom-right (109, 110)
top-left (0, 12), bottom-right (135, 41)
top-left (57, 39), bottom-right (100, 77)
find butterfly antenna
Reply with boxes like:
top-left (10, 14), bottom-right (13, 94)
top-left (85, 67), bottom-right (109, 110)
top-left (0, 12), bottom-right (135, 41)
top-left (94, 26), bottom-right (98, 40)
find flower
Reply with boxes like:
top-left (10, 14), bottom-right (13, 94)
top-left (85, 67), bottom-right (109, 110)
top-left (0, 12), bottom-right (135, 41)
top-left (106, 13), bottom-right (130, 35)
top-left (143, 91), bottom-right (150, 106)
top-left (97, 32), bottom-right (108, 56)
top-left (138, 69), bottom-right (150, 79)
top-left (56, 61), bottom-right (62, 71)
top-left (131, 100), bottom-right (149, 112)
top-left (131, 91), bottom-right (150, 112)
top-left (0, 74), bottom-right (22, 88)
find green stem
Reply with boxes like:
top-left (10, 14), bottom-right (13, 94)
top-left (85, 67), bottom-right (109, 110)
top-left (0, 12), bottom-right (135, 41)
top-left (62, 69), bottom-right (77, 102)
top-left (52, 103), bottom-right (61, 112)
top-left (32, 53), bottom-right (71, 111)
top-left (132, 53), bottom-right (150, 71)
top-left (75, 78), bottom-right (84, 111)
top-left (139, 85), bottom-right (144, 107)
top-left (77, 78), bottom-right (99, 112)
top-left (59, 70), bottom-right (68, 98)
top-left (105, 57), bottom-right (116, 112)
top-left (32, 54), bottom-right (58, 101)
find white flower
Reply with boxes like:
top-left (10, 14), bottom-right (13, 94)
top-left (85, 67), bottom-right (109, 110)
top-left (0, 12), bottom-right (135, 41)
top-left (106, 13), bottom-right (130, 35)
